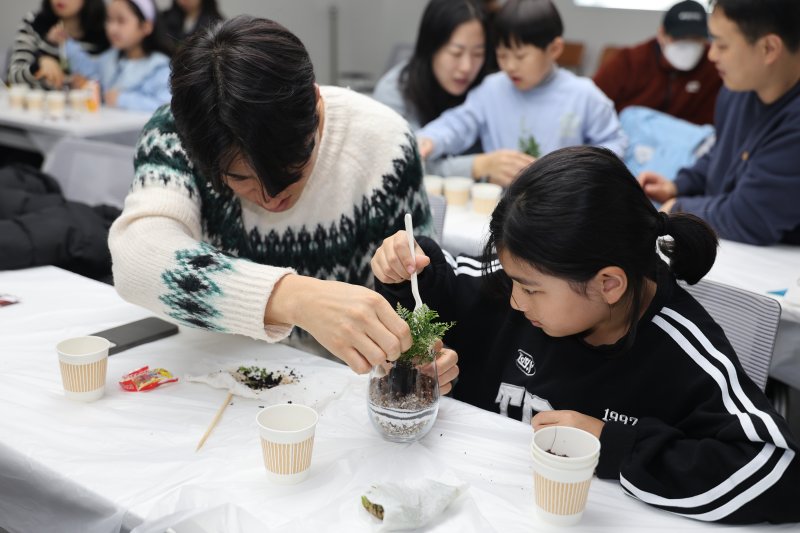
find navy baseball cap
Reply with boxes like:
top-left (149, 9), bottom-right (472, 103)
top-left (663, 0), bottom-right (709, 39)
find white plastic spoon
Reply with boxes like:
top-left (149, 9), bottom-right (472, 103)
top-left (404, 213), bottom-right (423, 312)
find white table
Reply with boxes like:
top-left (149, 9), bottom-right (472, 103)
top-left (441, 204), bottom-right (800, 390)
top-left (0, 266), bottom-right (792, 533)
top-left (0, 99), bottom-right (151, 154)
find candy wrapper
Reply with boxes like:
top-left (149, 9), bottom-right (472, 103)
top-left (120, 366), bottom-right (178, 392)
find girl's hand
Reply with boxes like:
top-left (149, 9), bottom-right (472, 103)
top-left (371, 230), bottom-right (431, 284)
top-left (34, 56), bottom-right (65, 89)
top-left (531, 410), bottom-right (605, 439)
top-left (46, 23), bottom-right (68, 45)
top-left (473, 150), bottom-right (535, 187)
top-left (420, 339), bottom-right (459, 395)
top-left (104, 89), bottom-right (120, 107)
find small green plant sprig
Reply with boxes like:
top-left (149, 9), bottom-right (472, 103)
top-left (518, 134), bottom-right (541, 158)
top-left (395, 303), bottom-right (455, 364)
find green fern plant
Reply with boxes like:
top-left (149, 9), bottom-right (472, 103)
top-left (395, 303), bottom-right (454, 364)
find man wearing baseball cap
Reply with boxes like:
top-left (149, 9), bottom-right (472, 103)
top-left (640, 0), bottom-right (800, 246)
top-left (594, 0), bottom-right (721, 125)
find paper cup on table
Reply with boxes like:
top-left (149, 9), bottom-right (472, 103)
top-left (56, 336), bottom-right (111, 402)
top-left (257, 403), bottom-right (318, 484)
top-left (444, 177), bottom-right (472, 207)
top-left (25, 89), bottom-right (45, 112)
top-left (8, 85), bottom-right (28, 109)
top-left (68, 89), bottom-right (88, 113)
top-left (530, 426), bottom-right (600, 526)
top-left (46, 91), bottom-right (66, 118)
top-left (471, 183), bottom-right (502, 215)
top-left (423, 175), bottom-right (444, 197)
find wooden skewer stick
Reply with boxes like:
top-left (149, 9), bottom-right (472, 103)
top-left (195, 391), bottom-right (233, 452)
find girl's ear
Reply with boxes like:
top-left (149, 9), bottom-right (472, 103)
top-left (548, 36), bottom-right (565, 61)
top-left (141, 20), bottom-right (154, 37)
top-left (594, 266), bottom-right (627, 306)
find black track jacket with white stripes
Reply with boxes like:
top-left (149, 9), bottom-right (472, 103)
top-left (376, 236), bottom-right (800, 524)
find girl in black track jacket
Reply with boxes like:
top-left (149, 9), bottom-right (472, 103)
top-left (372, 146), bottom-right (800, 524)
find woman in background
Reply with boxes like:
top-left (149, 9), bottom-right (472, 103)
top-left (7, 0), bottom-right (108, 89)
top-left (373, 0), bottom-right (520, 180)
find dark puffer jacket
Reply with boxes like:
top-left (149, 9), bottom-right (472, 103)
top-left (0, 164), bottom-right (120, 282)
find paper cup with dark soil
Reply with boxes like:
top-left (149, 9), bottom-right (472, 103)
top-left (530, 426), bottom-right (600, 526)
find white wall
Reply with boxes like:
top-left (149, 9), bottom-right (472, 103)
top-left (2, 0), bottom-right (666, 85)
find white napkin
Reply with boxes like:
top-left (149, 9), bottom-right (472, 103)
top-left (362, 479), bottom-right (467, 531)
top-left (186, 366), bottom-right (353, 411)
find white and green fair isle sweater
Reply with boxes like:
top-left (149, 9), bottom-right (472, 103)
top-left (109, 86), bottom-right (433, 342)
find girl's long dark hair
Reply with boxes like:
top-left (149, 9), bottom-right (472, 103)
top-left (36, 0), bottom-right (109, 51)
top-left (484, 146), bottom-right (718, 343)
top-left (401, 0), bottom-right (489, 126)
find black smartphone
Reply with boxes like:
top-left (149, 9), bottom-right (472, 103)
top-left (90, 317), bottom-right (179, 355)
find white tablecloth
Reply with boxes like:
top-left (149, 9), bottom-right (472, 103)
top-left (0, 266), bottom-right (792, 532)
top-left (0, 100), bottom-right (150, 153)
top-left (441, 205), bottom-right (800, 390)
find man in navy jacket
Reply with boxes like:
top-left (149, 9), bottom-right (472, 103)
top-left (639, 0), bottom-right (800, 245)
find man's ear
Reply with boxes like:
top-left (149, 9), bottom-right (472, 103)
top-left (594, 266), bottom-right (628, 306)
top-left (760, 33), bottom-right (784, 66)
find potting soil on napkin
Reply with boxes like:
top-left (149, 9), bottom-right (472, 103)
top-left (362, 478), bottom-right (467, 531)
top-left (186, 359), bottom-right (354, 410)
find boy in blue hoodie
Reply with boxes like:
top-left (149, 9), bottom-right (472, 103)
top-left (418, 0), bottom-right (626, 183)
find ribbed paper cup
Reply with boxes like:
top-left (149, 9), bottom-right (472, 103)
top-left (256, 404), bottom-right (318, 484)
top-left (444, 177), bottom-right (472, 206)
top-left (471, 183), bottom-right (502, 215)
top-left (531, 426), bottom-right (601, 526)
top-left (423, 175), bottom-right (444, 197)
top-left (56, 336), bottom-right (110, 402)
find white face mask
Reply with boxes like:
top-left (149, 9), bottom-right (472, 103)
top-left (663, 41), bottom-right (706, 71)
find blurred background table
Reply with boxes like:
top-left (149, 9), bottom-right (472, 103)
top-left (1, 266), bottom-right (795, 532)
top-left (0, 99), bottom-right (150, 155)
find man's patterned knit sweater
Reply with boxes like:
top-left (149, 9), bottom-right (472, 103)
top-left (109, 86), bottom-right (433, 343)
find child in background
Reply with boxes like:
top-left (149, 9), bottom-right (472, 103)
top-left (371, 146), bottom-right (800, 524)
top-left (417, 0), bottom-right (626, 182)
top-left (59, 0), bottom-right (171, 112)
top-left (7, 0), bottom-right (109, 90)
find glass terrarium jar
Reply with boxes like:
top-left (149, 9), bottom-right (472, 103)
top-left (367, 353), bottom-right (440, 443)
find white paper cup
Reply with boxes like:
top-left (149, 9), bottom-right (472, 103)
top-left (9, 85), bottom-right (28, 109)
top-left (46, 91), bottom-right (66, 118)
top-left (68, 89), bottom-right (88, 113)
top-left (25, 89), bottom-right (45, 112)
top-left (56, 336), bottom-right (110, 402)
top-left (423, 175), bottom-right (444, 197)
top-left (471, 183), bottom-right (502, 215)
top-left (531, 426), bottom-right (600, 526)
top-left (257, 403), bottom-right (318, 484)
top-left (444, 176), bottom-right (472, 207)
